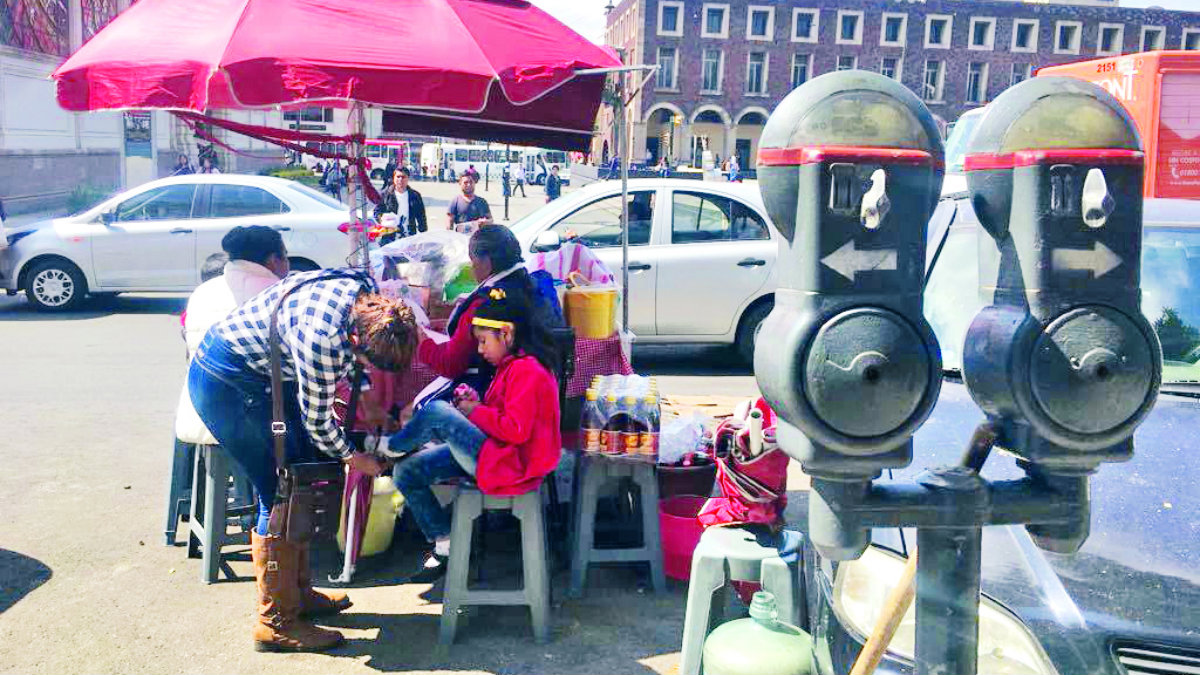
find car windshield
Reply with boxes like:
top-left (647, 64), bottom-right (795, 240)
top-left (285, 182), bottom-right (345, 211)
top-left (944, 111), bottom-right (984, 175)
top-left (924, 201), bottom-right (1200, 385)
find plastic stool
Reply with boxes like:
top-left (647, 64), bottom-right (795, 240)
top-left (440, 482), bottom-right (551, 645)
top-left (164, 439), bottom-right (195, 546)
top-left (569, 455), bottom-right (666, 597)
top-left (678, 526), bottom-right (805, 675)
top-left (186, 444), bottom-right (255, 584)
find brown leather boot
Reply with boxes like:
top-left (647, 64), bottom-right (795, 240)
top-left (251, 532), bottom-right (345, 653)
top-left (297, 544), bottom-right (352, 617)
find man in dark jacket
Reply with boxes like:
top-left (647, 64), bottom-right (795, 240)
top-left (373, 167), bottom-right (428, 245)
top-left (545, 164), bottom-right (563, 202)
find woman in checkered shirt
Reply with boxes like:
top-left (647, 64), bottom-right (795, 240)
top-left (187, 269), bottom-right (415, 653)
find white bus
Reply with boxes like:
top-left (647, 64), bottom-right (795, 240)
top-left (418, 143), bottom-right (570, 184)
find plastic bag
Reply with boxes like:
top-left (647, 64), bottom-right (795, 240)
top-left (369, 230), bottom-right (471, 288)
top-left (527, 241), bottom-right (616, 286)
top-left (658, 412), bottom-right (708, 465)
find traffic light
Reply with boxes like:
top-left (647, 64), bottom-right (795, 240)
top-left (756, 71), bottom-right (945, 559)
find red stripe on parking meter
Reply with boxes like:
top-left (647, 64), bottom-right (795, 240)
top-left (964, 149), bottom-right (1145, 171)
top-left (757, 146), bottom-right (940, 168)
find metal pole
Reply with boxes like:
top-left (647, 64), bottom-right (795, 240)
top-left (504, 143), bottom-right (510, 220)
top-left (485, 141), bottom-right (491, 192)
top-left (915, 527), bottom-right (981, 675)
top-left (618, 73), bottom-right (630, 333)
top-left (348, 102), bottom-right (368, 269)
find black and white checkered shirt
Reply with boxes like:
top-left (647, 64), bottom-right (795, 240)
top-left (211, 268), bottom-right (374, 459)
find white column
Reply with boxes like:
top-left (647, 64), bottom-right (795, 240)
top-left (68, 0), bottom-right (83, 51)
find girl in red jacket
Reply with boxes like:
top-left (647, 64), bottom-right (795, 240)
top-left (385, 286), bottom-right (562, 582)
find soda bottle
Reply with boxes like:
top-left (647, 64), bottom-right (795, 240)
top-left (640, 395), bottom-right (661, 460)
top-left (581, 389), bottom-right (604, 454)
top-left (621, 395), bottom-right (646, 457)
top-left (601, 393), bottom-right (622, 455)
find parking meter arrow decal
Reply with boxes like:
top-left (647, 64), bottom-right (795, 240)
top-left (1052, 241), bottom-right (1122, 278)
top-left (821, 240), bottom-right (898, 281)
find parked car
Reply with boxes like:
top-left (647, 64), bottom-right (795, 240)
top-left (803, 196), bottom-right (1200, 675)
top-left (508, 178), bottom-right (780, 362)
top-left (0, 174), bottom-right (352, 311)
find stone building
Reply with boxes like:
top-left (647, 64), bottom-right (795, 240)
top-left (596, 0), bottom-right (1200, 172)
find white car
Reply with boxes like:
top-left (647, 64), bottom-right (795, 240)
top-left (1, 174), bottom-right (353, 311)
top-left (508, 178), bottom-right (780, 363)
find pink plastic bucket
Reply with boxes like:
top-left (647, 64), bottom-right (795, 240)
top-left (658, 496), bottom-right (708, 581)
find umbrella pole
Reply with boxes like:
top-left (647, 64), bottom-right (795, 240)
top-left (618, 72), bottom-right (630, 334)
top-left (349, 102), bottom-right (368, 269)
top-left (329, 483), bottom-right (359, 584)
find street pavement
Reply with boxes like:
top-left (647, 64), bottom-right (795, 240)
top-left (0, 199), bottom-right (769, 674)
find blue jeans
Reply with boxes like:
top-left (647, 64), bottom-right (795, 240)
top-left (388, 400), bottom-right (486, 541)
top-left (188, 333), bottom-right (317, 535)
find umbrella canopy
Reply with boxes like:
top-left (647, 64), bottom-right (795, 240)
top-left (53, 0), bottom-right (620, 150)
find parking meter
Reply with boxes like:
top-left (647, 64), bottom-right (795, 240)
top-left (963, 77), bottom-right (1161, 552)
top-left (756, 71), bottom-right (944, 559)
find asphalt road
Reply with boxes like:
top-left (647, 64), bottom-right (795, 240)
top-left (0, 289), bottom-right (764, 675)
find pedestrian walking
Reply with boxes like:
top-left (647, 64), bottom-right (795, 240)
top-left (323, 161), bottom-right (345, 201)
top-left (657, 156), bottom-right (670, 178)
top-left (513, 162), bottom-right (527, 197)
top-left (373, 166), bottom-right (428, 245)
top-left (545, 164), bottom-right (562, 202)
top-left (447, 173), bottom-right (492, 234)
top-left (170, 153), bottom-right (194, 176)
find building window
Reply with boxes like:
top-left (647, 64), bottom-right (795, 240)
top-left (969, 17), bottom-right (995, 51)
top-left (702, 49), bottom-right (724, 92)
top-left (837, 10), bottom-right (864, 46)
top-left (702, 4), bottom-right (729, 39)
top-left (1185, 29), bottom-right (1200, 51)
top-left (658, 1), bottom-right (684, 37)
top-left (1012, 19), bottom-right (1039, 53)
top-left (656, 46), bottom-right (678, 90)
top-left (747, 6), bottom-right (774, 41)
top-left (966, 62), bottom-right (989, 105)
top-left (1055, 21), bottom-right (1082, 55)
top-left (881, 57), bottom-right (901, 81)
top-left (925, 15), bottom-right (953, 49)
top-left (284, 107), bottom-right (334, 123)
top-left (881, 13), bottom-right (907, 47)
top-left (1011, 63), bottom-right (1033, 86)
top-left (837, 55), bottom-right (858, 71)
top-left (1098, 23), bottom-right (1125, 55)
top-left (791, 54), bottom-right (812, 89)
top-left (923, 60), bottom-right (945, 102)
top-left (747, 52), bottom-right (768, 95)
top-left (792, 8), bottom-right (819, 43)
top-left (1141, 25), bottom-right (1165, 52)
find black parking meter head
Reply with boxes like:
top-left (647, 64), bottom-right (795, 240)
top-left (755, 71), bottom-right (945, 560)
top-left (962, 77), bottom-right (1162, 551)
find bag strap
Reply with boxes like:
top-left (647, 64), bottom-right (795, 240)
top-left (269, 271), bottom-right (370, 474)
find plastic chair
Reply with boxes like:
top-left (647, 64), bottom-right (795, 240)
top-left (186, 444), bottom-right (256, 584)
top-left (678, 526), bottom-right (806, 675)
top-left (164, 439), bottom-right (195, 546)
top-left (569, 454), bottom-right (667, 597)
top-left (440, 481), bottom-right (551, 645)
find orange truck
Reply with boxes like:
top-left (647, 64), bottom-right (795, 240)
top-left (1039, 51), bottom-right (1200, 200)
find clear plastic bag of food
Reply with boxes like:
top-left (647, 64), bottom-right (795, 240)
top-left (369, 230), bottom-right (471, 289)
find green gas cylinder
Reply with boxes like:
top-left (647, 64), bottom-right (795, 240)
top-left (701, 591), bottom-right (815, 675)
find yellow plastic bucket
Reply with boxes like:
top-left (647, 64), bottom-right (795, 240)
top-left (565, 272), bottom-right (617, 339)
top-left (337, 476), bottom-right (405, 558)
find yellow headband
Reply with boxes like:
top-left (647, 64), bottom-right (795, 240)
top-left (473, 317), bottom-right (513, 330)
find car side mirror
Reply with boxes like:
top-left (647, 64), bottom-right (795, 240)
top-left (100, 210), bottom-right (116, 225)
top-left (533, 230), bottom-right (562, 253)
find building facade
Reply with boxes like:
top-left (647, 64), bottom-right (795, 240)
top-left (598, 0), bottom-right (1200, 171)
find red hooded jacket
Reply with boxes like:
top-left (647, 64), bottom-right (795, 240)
top-left (467, 353), bottom-right (562, 496)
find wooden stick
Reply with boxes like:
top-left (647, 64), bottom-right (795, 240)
top-left (848, 549), bottom-right (918, 675)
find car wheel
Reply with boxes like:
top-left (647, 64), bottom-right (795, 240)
top-left (289, 257), bottom-right (321, 273)
top-left (24, 259), bottom-right (87, 312)
top-left (736, 300), bottom-right (774, 366)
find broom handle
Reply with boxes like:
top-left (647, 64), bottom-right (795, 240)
top-left (849, 549), bottom-right (918, 675)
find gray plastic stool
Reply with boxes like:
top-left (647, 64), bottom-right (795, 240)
top-left (440, 482), bottom-right (551, 645)
top-left (569, 455), bottom-right (666, 596)
top-left (164, 439), bottom-right (195, 546)
top-left (679, 526), bottom-right (805, 675)
top-left (186, 444), bottom-right (255, 584)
